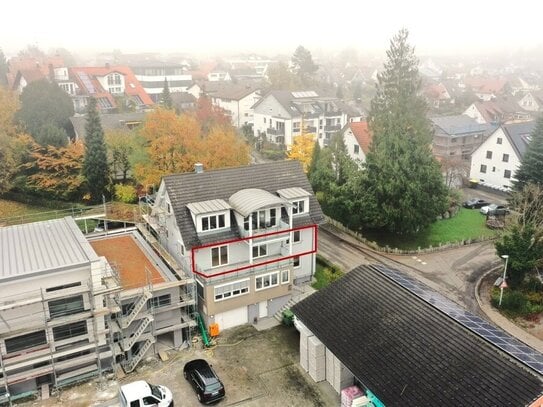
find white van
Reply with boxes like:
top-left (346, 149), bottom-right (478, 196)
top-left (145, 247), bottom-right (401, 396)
top-left (119, 381), bottom-right (174, 407)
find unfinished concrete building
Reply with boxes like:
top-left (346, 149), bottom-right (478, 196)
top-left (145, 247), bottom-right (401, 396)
top-left (0, 217), bottom-right (195, 404)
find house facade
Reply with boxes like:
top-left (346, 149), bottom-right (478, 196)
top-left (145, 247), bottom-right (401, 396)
top-left (253, 91), bottom-right (348, 149)
top-left (206, 82), bottom-right (263, 128)
top-left (431, 115), bottom-right (492, 160)
top-left (145, 161), bottom-right (325, 331)
top-left (464, 99), bottom-right (532, 125)
top-left (0, 217), bottom-right (195, 401)
top-left (469, 121), bottom-right (535, 190)
top-left (518, 91), bottom-right (543, 112)
top-left (342, 121), bottom-right (372, 164)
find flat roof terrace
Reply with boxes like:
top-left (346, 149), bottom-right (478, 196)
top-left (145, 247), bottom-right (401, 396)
top-left (89, 232), bottom-right (168, 290)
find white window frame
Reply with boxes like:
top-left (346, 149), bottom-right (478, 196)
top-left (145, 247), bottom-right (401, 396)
top-left (214, 278), bottom-right (249, 301)
top-left (211, 245), bottom-right (229, 268)
top-left (252, 243), bottom-right (268, 259)
top-left (292, 199), bottom-right (307, 215)
top-left (201, 213), bottom-right (226, 232)
top-left (177, 240), bottom-right (185, 256)
top-left (255, 271), bottom-right (280, 291)
top-left (281, 269), bottom-right (289, 284)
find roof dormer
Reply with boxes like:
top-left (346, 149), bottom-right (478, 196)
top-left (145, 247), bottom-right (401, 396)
top-left (277, 187), bottom-right (310, 215)
top-left (187, 199), bottom-right (232, 233)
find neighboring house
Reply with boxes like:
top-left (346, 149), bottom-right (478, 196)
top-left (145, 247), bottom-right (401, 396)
top-left (207, 71), bottom-right (231, 82)
top-left (431, 115), bottom-right (493, 160)
top-left (70, 112), bottom-right (146, 139)
top-left (292, 264), bottom-right (543, 406)
top-left (186, 83), bottom-right (202, 99)
top-left (146, 161), bottom-right (325, 331)
top-left (10, 69), bottom-right (47, 93)
top-left (462, 76), bottom-right (508, 101)
top-left (253, 91), bottom-right (348, 148)
top-left (423, 82), bottom-right (453, 109)
top-left (464, 99), bottom-right (532, 124)
top-left (6, 55), bottom-right (65, 92)
top-left (469, 121), bottom-right (535, 190)
top-left (205, 82), bottom-right (264, 127)
top-left (508, 75), bottom-right (540, 95)
top-left (0, 217), bottom-right (195, 400)
top-left (342, 121), bottom-right (372, 164)
top-left (171, 92), bottom-right (197, 112)
top-left (518, 91), bottom-right (543, 112)
top-left (225, 55), bottom-right (274, 79)
top-left (127, 59), bottom-right (192, 103)
top-left (69, 65), bottom-right (154, 113)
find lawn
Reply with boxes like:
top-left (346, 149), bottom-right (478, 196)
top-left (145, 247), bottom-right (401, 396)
top-left (362, 207), bottom-right (498, 250)
top-left (0, 198), bottom-right (55, 222)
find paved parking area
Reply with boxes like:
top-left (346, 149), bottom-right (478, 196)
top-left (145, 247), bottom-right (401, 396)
top-left (24, 325), bottom-right (338, 407)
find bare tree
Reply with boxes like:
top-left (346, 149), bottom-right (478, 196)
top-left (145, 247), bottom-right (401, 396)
top-left (441, 156), bottom-right (469, 188)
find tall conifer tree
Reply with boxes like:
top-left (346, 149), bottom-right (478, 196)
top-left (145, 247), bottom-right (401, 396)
top-left (360, 29), bottom-right (448, 234)
top-left (83, 97), bottom-right (110, 202)
top-left (514, 116), bottom-right (543, 190)
top-left (160, 78), bottom-right (173, 109)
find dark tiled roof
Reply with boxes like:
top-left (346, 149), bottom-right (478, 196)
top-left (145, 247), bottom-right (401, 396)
top-left (431, 115), bottom-right (490, 136)
top-left (292, 265), bottom-right (543, 407)
top-left (164, 161), bottom-right (325, 249)
top-left (503, 121), bottom-right (536, 158)
top-left (70, 112), bottom-right (146, 138)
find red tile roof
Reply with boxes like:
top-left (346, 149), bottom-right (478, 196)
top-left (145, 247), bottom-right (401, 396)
top-left (69, 65), bottom-right (153, 108)
top-left (463, 77), bottom-right (507, 94)
top-left (349, 121), bottom-right (372, 153)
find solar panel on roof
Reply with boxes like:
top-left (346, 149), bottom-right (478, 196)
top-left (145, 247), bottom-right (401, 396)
top-left (374, 264), bottom-right (543, 375)
top-left (291, 91), bottom-right (318, 98)
top-left (77, 71), bottom-right (96, 94)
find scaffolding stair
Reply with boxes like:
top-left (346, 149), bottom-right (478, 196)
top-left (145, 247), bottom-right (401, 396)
top-left (121, 315), bottom-right (154, 351)
top-left (121, 337), bottom-right (155, 373)
top-left (121, 289), bottom-right (152, 329)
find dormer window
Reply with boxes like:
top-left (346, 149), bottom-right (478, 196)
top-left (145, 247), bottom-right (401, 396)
top-left (202, 214), bottom-right (226, 231)
top-left (292, 200), bottom-right (306, 215)
top-left (107, 73), bottom-right (121, 86)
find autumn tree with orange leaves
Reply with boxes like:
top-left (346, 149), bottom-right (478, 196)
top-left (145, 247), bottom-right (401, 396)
top-left (287, 133), bottom-right (315, 173)
top-left (134, 108), bottom-right (250, 190)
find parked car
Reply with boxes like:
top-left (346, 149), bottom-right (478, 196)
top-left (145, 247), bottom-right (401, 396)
top-left (480, 204), bottom-right (510, 216)
top-left (119, 380), bottom-right (173, 407)
top-left (463, 198), bottom-right (491, 209)
top-left (184, 359), bottom-right (225, 404)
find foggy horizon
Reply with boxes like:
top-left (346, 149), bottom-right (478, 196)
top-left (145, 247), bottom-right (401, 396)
top-left (3, 0), bottom-right (543, 60)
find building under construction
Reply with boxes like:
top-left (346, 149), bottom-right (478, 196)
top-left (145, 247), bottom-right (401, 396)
top-left (0, 216), bottom-right (196, 404)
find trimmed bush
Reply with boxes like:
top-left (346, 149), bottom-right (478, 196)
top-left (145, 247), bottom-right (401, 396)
top-left (114, 184), bottom-right (137, 204)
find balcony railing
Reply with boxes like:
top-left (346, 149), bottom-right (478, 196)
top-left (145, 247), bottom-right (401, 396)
top-left (324, 124), bottom-right (341, 132)
top-left (239, 219), bottom-right (290, 239)
top-left (266, 127), bottom-right (285, 135)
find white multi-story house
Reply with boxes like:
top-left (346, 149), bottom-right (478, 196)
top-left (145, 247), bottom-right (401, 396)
top-left (253, 91), bottom-right (348, 149)
top-left (206, 82), bottom-right (263, 128)
top-left (0, 217), bottom-right (195, 402)
top-left (145, 161), bottom-right (325, 331)
top-left (518, 91), bottom-right (543, 112)
top-left (469, 121), bottom-right (535, 190)
top-left (342, 121), bottom-right (372, 164)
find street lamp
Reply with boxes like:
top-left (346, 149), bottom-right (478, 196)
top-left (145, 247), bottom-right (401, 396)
top-left (498, 254), bottom-right (509, 307)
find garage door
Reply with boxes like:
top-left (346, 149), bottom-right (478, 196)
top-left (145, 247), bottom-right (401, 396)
top-left (215, 306), bottom-right (248, 330)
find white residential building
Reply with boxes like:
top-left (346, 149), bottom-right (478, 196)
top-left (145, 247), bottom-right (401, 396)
top-left (469, 121), bottom-right (535, 190)
top-left (253, 91), bottom-right (348, 149)
top-left (206, 82), bottom-right (263, 127)
top-left (342, 121), bottom-right (372, 164)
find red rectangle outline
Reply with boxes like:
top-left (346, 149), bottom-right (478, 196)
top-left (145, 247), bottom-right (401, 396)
top-left (191, 224), bottom-right (317, 278)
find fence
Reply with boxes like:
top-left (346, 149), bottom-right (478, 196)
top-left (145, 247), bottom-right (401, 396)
top-left (324, 215), bottom-right (496, 256)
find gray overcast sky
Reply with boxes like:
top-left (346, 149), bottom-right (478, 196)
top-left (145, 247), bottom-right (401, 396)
top-left (3, 0), bottom-right (543, 57)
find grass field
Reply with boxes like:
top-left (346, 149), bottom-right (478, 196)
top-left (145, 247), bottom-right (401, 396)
top-left (0, 199), bottom-right (55, 221)
top-left (362, 207), bottom-right (498, 250)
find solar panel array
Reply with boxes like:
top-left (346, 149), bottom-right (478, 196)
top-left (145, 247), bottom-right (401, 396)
top-left (373, 264), bottom-right (543, 375)
top-left (77, 71), bottom-right (95, 94)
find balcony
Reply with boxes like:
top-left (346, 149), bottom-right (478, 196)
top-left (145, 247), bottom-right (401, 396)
top-left (324, 124), bottom-right (341, 132)
top-left (305, 126), bottom-right (317, 133)
top-left (266, 127), bottom-right (285, 136)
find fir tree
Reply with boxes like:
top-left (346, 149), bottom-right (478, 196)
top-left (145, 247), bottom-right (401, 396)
top-left (83, 97), bottom-right (110, 203)
top-left (160, 78), bottom-right (173, 109)
top-left (359, 29), bottom-right (448, 234)
top-left (0, 48), bottom-right (7, 87)
top-left (514, 116), bottom-right (543, 190)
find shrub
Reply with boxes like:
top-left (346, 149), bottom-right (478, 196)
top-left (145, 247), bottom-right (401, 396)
top-left (114, 184), bottom-right (137, 204)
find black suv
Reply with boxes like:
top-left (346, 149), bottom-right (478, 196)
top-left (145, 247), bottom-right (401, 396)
top-left (183, 359), bottom-right (225, 404)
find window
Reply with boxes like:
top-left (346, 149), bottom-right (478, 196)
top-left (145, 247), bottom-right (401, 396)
top-left (122, 302), bottom-right (135, 316)
top-left (486, 151), bottom-right (493, 159)
top-left (178, 241), bottom-right (185, 255)
top-left (167, 203), bottom-right (171, 213)
top-left (244, 216), bottom-right (250, 231)
top-left (53, 321), bottom-right (88, 341)
top-left (497, 137), bottom-right (503, 144)
top-left (5, 330), bottom-right (47, 354)
top-left (281, 269), bottom-right (289, 283)
top-left (293, 230), bottom-right (301, 243)
top-left (148, 294), bottom-right (171, 309)
top-left (255, 271), bottom-right (280, 291)
top-left (270, 208), bottom-right (277, 227)
top-left (264, 117), bottom-right (267, 123)
top-left (252, 243), bottom-right (267, 259)
top-left (214, 279), bottom-right (249, 301)
top-left (293, 256), bottom-right (300, 268)
top-left (46, 282), bottom-right (81, 292)
top-left (48, 295), bottom-right (84, 318)
top-left (211, 245), bottom-right (228, 267)
top-left (480, 164), bottom-right (487, 174)
top-left (202, 214), bottom-right (226, 231)
top-left (502, 154), bottom-right (509, 163)
top-left (292, 200), bottom-right (306, 215)
top-left (504, 170), bottom-right (512, 179)
top-left (107, 73), bottom-right (121, 86)
top-left (354, 145), bottom-right (359, 154)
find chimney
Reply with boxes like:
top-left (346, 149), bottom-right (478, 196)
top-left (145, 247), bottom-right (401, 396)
top-left (105, 62), bottom-right (110, 69)
top-left (194, 163), bottom-right (204, 174)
